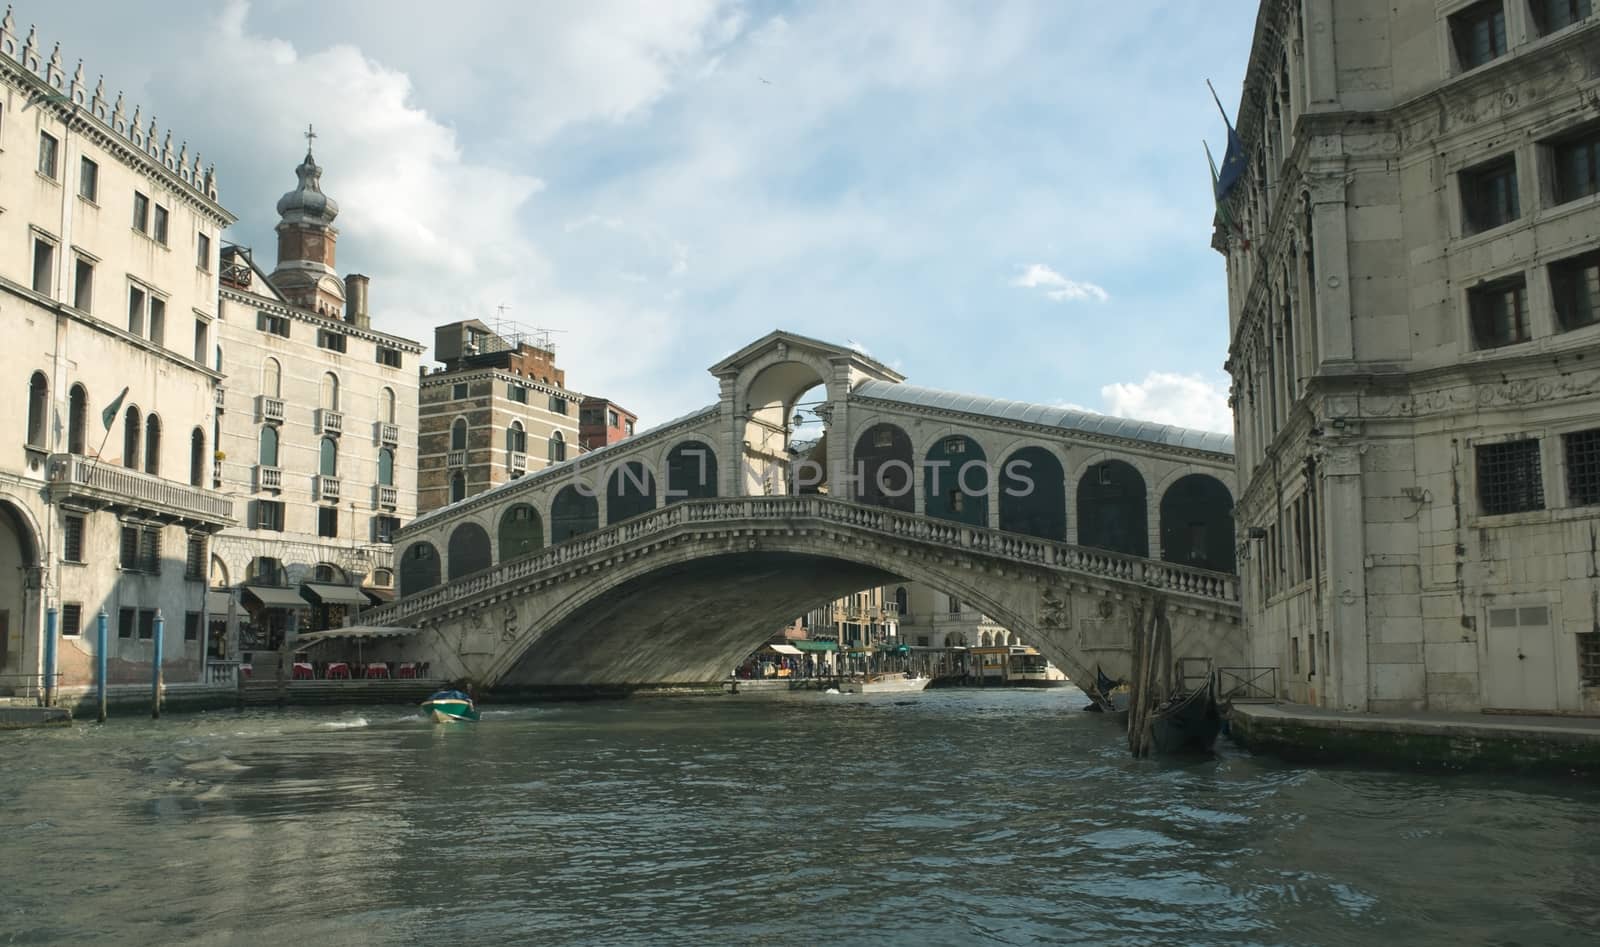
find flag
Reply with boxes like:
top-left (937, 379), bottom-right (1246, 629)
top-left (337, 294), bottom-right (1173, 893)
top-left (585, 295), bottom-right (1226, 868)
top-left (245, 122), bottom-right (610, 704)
top-left (1205, 141), bottom-right (1244, 247)
top-left (101, 386), bottom-right (129, 430)
top-left (22, 88), bottom-right (71, 112)
top-left (1207, 79), bottom-right (1247, 202)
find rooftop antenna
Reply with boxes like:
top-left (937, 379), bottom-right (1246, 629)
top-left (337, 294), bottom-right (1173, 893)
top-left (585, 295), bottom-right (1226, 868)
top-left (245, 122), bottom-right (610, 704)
top-left (531, 327), bottom-right (566, 351)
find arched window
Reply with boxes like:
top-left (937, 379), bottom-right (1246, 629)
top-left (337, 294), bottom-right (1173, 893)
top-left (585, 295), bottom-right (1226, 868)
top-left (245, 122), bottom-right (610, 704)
top-left (895, 586), bottom-right (908, 617)
top-left (214, 345), bottom-right (223, 373)
top-left (258, 425), bottom-right (279, 467)
top-left (381, 387), bottom-right (396, 424)
top-left (262, 357), bottom-right (282, 398)
top-left (123, 405), bottom-right (141, 470)
top-left (548, 430), bottom-right (566, 463)
top-left (450, 417), bottom-right (467, 451)
top-left (320, 372), bottom-right (339, 411)
top-left (67, 384), bottom-right (87, 454)
top-left (852, 423), bottom-right (914, 512)
top-left (144, 414), bottom-right (162, 475)
top-left (319, 437), bottom-right (338, 477)
top-left (25, 372), bottom-right (47, 448)
top-left (189, 427), bottom-right (206, 487)
top-left (507, 420), bottom-right (526, 454)
top-left (378, 448), bottom-right (394, 487)
top-left (450, 472), bottom-right (466, 503)
top-left (370, 568), bottom-right (394, 588)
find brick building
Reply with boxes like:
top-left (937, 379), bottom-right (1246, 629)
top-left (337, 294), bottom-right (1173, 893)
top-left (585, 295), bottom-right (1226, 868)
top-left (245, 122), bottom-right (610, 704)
top-left (579, 397), bottom-right (637, 451)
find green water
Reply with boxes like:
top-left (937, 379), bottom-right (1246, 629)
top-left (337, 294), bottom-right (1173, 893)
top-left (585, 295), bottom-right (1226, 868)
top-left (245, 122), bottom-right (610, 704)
top-left (2, 688), bottom-right (1596, 945)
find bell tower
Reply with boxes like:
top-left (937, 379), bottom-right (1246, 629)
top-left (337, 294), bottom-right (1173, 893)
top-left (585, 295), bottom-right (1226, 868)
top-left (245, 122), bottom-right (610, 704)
top-left (269, 125), bottom-right (346, 316)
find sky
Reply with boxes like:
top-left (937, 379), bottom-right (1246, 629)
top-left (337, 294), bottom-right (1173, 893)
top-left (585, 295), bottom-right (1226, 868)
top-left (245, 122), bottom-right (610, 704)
top-left (23, 0), bottom-right (1258, 434)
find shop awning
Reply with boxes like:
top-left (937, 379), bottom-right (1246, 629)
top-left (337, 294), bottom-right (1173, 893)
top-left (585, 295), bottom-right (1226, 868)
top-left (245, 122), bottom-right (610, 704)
top-left (766, 643), bottom-right (802, 655)
top-left (242, 585), bottom-right (309, 609)
top-left (791, 640), bottom-right (837, 653)
top-left (206, 590), bottom-right (235, 614)
top-left (301, 583), bottom-right (371, 606)
top-left (362, 587), bottom-right (396, 605)
top-left (294, 626), bottom-right (420, 646)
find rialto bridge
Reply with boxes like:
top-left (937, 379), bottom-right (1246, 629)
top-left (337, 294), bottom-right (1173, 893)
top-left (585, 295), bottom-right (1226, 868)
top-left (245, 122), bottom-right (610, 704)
top-left (356, 332), bottom-right (1243, 694)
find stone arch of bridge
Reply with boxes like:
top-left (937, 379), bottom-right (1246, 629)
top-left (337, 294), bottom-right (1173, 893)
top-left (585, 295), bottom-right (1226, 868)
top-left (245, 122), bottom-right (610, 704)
top-left (733, 354), bottom-right (840, 497)
top-left (477, 532), bottom-right (1112, 693)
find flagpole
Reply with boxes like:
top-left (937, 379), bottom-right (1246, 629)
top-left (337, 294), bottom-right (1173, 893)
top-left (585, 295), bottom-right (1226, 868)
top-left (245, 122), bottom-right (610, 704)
top-left (93, 386), bottom-right (129, 463)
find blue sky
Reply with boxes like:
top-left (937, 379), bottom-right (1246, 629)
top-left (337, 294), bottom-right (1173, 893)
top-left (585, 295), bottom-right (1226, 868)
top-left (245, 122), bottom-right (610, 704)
top-left (30, 0), bottom-right (1258, 432)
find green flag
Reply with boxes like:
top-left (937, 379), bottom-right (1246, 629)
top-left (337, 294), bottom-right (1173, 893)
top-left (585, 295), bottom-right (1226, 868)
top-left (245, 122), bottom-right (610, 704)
top-left (1205, 141), bottom-right (1245, 249)
top-left (101, 386), bottom-right (129, 430)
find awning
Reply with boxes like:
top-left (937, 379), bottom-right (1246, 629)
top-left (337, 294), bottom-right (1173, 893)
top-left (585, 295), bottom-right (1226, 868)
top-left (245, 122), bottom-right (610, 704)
top-left (294, 626), bottom-right (421, 646)
top-left (791, 640), bottom-right (838, 653)
top-left (362, 587), bottom-right (396, 605)
top-left (242, 585), bottom-right (310, 609)
top-left (301, 583), bottom-right (371, 607)
top-left (765, 643), bottom-right (802, 655)
top-left (206, 590), bottom-right (235, 614)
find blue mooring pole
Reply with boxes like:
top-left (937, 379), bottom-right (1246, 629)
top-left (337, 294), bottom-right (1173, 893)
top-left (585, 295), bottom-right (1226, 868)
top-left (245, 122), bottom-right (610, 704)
top-left (96, 608), bottom-right (108, 723)
top-left (152, 610), bottom-right (164, 719)
top-left (44, 606), bottom-right (57, 707)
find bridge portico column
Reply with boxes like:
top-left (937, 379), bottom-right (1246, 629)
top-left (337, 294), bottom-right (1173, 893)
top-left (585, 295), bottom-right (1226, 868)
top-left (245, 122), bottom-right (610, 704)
top-left (987, 463), bottom-right (1001, 530)
top-left (826, 362), bottom-right (852, 500)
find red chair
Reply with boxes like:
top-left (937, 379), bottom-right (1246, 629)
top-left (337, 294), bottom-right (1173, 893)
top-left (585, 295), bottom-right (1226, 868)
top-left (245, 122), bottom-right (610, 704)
top-left (326, 662), bottom-right (351, 680)
top-left (397, 663), bottom-right (418, 679)
top-left (240, 664), bottom-right (253, 680)
top-left (365, 663), bottom-right (390, 679)
top-left (292, 662), bottom-right (314, 680)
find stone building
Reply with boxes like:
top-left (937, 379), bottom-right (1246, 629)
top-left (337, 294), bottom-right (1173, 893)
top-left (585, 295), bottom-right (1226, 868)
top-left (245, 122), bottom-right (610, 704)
top-left (1220, 1), bottom-right (1600, 713)
top-left (580, 397), bottom-right (637, 451)
top-left (210, 142), bottom-right (423, 658)
top-left (893, 583), bottom-right (1009, 649)
top-left (417, 320), bottom-right (582, 514)
top-left (0, 16), bottom-right (235, 696)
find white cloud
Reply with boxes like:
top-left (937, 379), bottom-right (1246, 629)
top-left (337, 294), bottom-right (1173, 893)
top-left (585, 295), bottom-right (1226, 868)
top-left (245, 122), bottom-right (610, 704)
top-left (1010, 263), bottom-right (1109, 303)
top-left (1099, 372), bottom-right (1233, 434)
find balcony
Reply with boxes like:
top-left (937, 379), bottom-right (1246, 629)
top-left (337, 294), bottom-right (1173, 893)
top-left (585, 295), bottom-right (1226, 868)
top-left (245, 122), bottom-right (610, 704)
top-left (509, 451), bottom-right (527, 473)
top-left (318, 409), bottom-right (344, 436)
top-left (256, 464), bottom-right (282, 492)
top-left (258, 395), bottom-right (285, 424)
top-left (214, 386), bottom-right (225, 413)
top-left (317, 475), bottom-right (341, 503)
top-left (447, 449), bottom-right (468, 468)
top-left (47, 454), bottom-right (233, 528)
top-left (375, 485), bottom-right (398, 509)
top-left (376, 422), bottom-right (400, 448)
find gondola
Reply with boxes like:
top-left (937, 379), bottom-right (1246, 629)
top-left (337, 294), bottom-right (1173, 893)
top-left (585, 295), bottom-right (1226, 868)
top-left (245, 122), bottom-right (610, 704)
top-left (1082, 666), bottom-right (1125, 712)
top-left (1149, 679), bottom-right (1221, 755)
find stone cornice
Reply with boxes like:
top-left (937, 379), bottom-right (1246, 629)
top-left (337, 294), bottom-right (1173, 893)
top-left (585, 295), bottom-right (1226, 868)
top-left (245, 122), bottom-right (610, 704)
top-left (222, 285), bottom-right (424, 353)
top-left (420, 367), bottom-right (581, 403)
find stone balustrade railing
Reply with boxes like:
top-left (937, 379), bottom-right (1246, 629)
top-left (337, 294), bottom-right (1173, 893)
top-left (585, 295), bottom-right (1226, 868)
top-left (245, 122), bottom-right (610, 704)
top-left (47, 454), bottom-right (234, 526)
top-left (365, 496), bottom-right (1239, 627)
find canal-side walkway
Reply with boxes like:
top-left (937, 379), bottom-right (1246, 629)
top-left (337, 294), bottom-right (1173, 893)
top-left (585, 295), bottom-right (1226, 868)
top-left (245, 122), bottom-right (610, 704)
top-left (1229, 702), bottom-right (1600, 775)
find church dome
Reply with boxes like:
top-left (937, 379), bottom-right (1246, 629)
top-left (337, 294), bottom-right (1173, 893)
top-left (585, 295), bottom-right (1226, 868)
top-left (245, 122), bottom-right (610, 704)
top-left (275, 149), bottom-right (339, 224)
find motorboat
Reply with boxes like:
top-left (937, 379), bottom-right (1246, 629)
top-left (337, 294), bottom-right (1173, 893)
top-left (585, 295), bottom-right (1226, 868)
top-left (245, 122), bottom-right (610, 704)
top-left (839, 673), bottom-right (932, 695)
top-left (420, 689), bottom-right (480, 723)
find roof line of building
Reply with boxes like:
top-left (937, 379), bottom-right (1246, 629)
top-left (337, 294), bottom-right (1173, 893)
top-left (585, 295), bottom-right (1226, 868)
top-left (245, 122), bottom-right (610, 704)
top-left (419, 366), bottom-right (582, 401)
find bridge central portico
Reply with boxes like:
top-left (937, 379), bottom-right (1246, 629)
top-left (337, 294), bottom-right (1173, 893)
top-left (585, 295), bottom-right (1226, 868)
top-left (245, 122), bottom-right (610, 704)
top-left (361, 331), bottom-right (1243, 692)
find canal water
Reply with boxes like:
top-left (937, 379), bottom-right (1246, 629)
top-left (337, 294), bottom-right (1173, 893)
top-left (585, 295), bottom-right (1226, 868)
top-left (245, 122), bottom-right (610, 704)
top-left (2, 688), bottom-right (1597, 946)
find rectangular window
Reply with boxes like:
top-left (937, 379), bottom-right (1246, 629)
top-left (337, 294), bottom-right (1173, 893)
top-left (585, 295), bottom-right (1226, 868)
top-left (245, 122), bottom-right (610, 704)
top-left (1564, 428), bottom-right (1600, 506)
top-left (1291, 637), bottom-right (1302, 675)
top-left (1460, 156), bottom-right (1519, 234)
top-left (73, 257), bottom-right (93, 311)
top-left (193, 319), bottom-right (207, 364)
top-left (550, 395), bottom-right (568, 415)
top-left (1552, 126), bottom-right (1600, 204)
top-left (138, 608), bottom-right (155, 641)
top-left (452, 382), bottom-right (469, 400)
top-left (1477, 438), bottom-right (1545, 515)
top-left (148, 297), bottom-right (165, 346)
top-left (316, 329), bottom-right (347, 353)
top-left (185, 534), bottom-right (205, 579)
top-left (256, 311), bottom-right (290, 338)
top-left (318, 506), bottom-right (339, 539)
top-left (1549, 249), bottom-right (1600, 332)
top-left (608, 409), bottom-right (620, 427)
top-left (139, 527), bottom-right (162, 574)
top-left (1580, 633), bottom-right (1600, 686)
top-left (1451, 1), bottom-right (1508, 71)
top-left (1532, 0), bottom-right (1592, 35)
top-left (373, 515), bottom-right (400, 543)
top-left (508, 384), bottom-right (527, 403)
top-left (119, 525), bottom-right (139, 570)
top-left (949, 489), bottom-right (964, 513)
top-left (78, 156), bottom-right (98, 201)
top-left (61, 603), bottom-right (82, 638)
top-left (184, 611), bottom-right (201, 642)
top-left (1309, 633), bottom-right (1318, 675)
top-left (255, 500), bottom-right (285, 532)
top-left (625, 419), bottom-right (635, 436)
top-left (128, 285), bottom-right (146, 337)
top-left (38, 130), bottom-right (59, 179)
top-left (63, 515), bottom-right (84, 563)
top-left (118, 607), bottom-right (135, 639)
top-left (1468, 275), bottom-right (1530, 348)
top-left (153, 205), bottom-right (169, 245)
top-left (197, 232), bottom-right (211, 271)
top-left (132, 191), bottom-right (150, 233)
top-left (31, 238), bottom-right (54, 295)
top-left (377, 346), bottom-right (402, 368)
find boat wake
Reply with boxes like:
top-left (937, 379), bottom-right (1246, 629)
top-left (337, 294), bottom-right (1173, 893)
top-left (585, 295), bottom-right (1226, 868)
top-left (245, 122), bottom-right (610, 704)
top-left (320, 716), bottom-right (370, 730)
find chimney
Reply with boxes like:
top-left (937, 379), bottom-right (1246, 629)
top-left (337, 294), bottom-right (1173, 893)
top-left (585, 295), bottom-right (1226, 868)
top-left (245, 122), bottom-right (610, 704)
top-left (344, 273), bottom-right (370, 329)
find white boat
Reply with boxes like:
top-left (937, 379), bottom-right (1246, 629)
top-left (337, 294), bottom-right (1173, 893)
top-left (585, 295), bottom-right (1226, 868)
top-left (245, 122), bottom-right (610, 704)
top-left (839, 673), bottom-right (932, 695)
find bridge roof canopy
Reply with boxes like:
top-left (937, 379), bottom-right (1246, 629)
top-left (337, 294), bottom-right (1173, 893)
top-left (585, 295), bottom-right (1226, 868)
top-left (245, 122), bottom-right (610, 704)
top-left (851, 380), bottom-right (1234, 455)
top-left (707, 329), bottom-right (906, 383)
